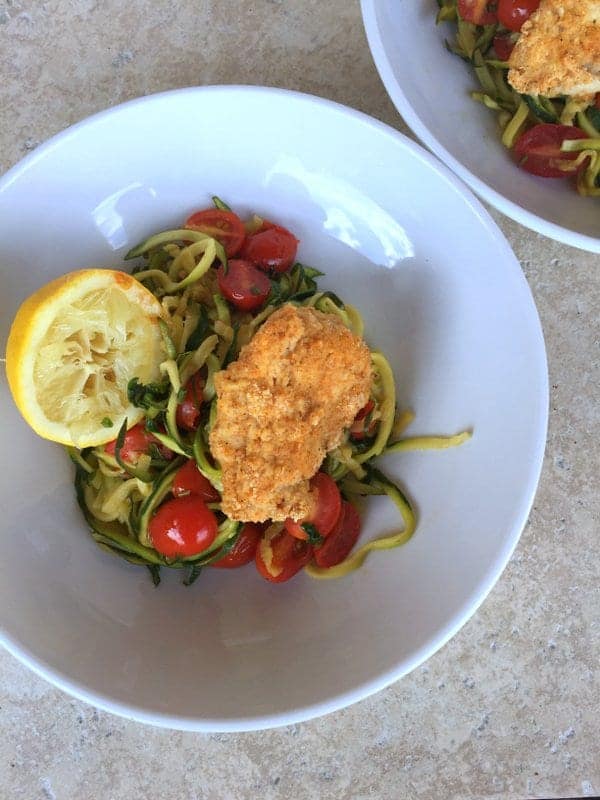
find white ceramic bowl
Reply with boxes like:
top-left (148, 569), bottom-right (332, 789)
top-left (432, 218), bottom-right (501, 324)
top-left (0, 86), bottom-right (547, 731)
top-left (361, 0), bottom-right (600, 253)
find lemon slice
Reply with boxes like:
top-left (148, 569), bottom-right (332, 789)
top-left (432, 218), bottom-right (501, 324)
top-left (5, 269), bottom-right (165, 448)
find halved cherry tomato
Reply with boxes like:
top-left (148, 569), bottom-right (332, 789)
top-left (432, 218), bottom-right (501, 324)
top-left (217, 259), bottom-right (271, 312)
top-left (492, 33), bottom-right (515, 61)
top-left (513, 124), bottom-right (590, 178)
top-left (105, 423), bottom-right (172, 463)
top-left (255, 525), bottom-right (312, 582)
top-left (497, 0), bottom-right (539, 31)
top-left (184, 208), bottom-right (246, 257)
top-left (313, 501), bottom-right (361, 569)
top-left (350, 399), bottom-right (378, 441)
top-left (172, 459), bottom-right (220, 502)
top-left (457, 0), bottom-right (498, 25)
top-left (284, 472), bottom-right (342, 541)
top-left (176, 372), bottom-right (204, 431)
top-left (211, 523), bottom-right (264, 568)
top-left (354, 400), bottom-right (374, 421)
top-left (239, 223), bottom-right (299, 273)
top-left (149, 495), bottom-right (218, 558)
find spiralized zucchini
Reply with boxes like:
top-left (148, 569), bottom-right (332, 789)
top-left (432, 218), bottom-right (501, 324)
top-left (72, 198), bottom-right (471, 586)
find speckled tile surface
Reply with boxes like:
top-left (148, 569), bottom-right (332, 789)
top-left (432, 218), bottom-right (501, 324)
top-left (1, 1), bottom-right (599, 798)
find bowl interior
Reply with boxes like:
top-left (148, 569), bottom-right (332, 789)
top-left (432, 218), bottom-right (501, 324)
top-left (362, 0), bottom-right (600, 252)
top-left (0, 87), bottom-right (547, 730)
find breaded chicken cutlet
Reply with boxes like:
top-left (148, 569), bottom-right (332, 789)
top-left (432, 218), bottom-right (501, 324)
top-left (508, 0), bottom-right (600, 99)
top-left (209, 304), bottom-right (372, 522)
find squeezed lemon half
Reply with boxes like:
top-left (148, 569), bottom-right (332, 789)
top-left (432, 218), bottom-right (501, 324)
top-left (5, 268), bottom-right (165, 448)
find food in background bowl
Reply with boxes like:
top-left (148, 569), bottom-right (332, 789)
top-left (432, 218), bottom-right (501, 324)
top-left (436, 0), bottom-right (600, 195)
top-left (361, 0), bottom-right (600, 250)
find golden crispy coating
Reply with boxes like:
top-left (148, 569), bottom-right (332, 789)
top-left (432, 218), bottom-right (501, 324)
top-left (209, 304), bottom-right (372, 522)
top-left (508, 0), bottom-right (600, 99)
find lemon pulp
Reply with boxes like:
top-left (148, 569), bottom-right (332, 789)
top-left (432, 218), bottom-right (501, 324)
top-left (6, 269), bottom-right (165, 448)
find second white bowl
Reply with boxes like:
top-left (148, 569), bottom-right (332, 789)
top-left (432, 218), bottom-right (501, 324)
top-left (361, 0), bottom-right (600, 253)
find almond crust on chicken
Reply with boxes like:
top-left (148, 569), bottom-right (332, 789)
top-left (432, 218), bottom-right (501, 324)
top-left (209, 304), bottom-right (372, 522)
top-left (508, 0), bottom-right (600, 100)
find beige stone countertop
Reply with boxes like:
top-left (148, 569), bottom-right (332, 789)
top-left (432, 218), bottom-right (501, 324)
top-left (1, 1), bottom-right (598, 798)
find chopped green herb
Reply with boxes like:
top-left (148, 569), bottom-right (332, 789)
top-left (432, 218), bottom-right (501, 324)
top-left (128, 376), bottom-right (171, 411)
top-left (147, 565), bottom-right (161, 586)
top-left (183, 564), bottom-right (203, 586)
top-left (212, 195), bottom-right (232, 211)
top-left (301, 523), bottom-right (324, 546)
top-left (185, 305), bottom-right (210, 351)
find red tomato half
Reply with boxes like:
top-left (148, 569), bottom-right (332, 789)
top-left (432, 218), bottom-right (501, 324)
top-left (105, 423), bottom-right (172, 463)
top-left (217, 259), bottom-right (271, 312)
top-left (176, 372), bottom-right (204, 431)
top-left (492, 33), bottom-right (515, 61)
top-left (184, 208), bottom-right (246, 257)
top-left (211, 523), bottom-right (264, 568)
top-left (149, 495), bottom-right (218, 558)
top-left (497, 0), bottom-right (539, 31)
top-left (513, 124), bottom-right (589, 178)
top-left (255, 525), bottom-right (312, 583)
top-left (457, 0), bottom-right (498, 25)
top-left (172, 459), bottom-right (220, 502)
top-left (350, 399), bottom-right (378, 441)
top-left (240, 223), bottom-right (299, 273)
top-left (313, 501), bottom-right (361, 569)
top-left (284, 472), bottom-right (342, 541)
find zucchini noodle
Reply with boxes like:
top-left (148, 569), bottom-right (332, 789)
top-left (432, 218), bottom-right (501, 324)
top-left (501, 99), bottom-right (529, 148)
top-left (179, 334), bottom-right (219, 387)
top-left (193, 424), bottom-right (223, 492)
top-left (72, 198), bottom-right (472, 586)
top-left (306, 467), bottom-right (416, 579)
top-left (84, 472), bottom-right (151, 526)
top-left (354, 352), bottom-right (396, 464)
top-left (390, 409), bottom-right (415, 439)
top-left (386, 430), bottom-right (472, 453)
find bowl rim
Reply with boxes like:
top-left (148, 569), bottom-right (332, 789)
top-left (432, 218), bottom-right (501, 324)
top-left (0, 84), bottom-right (549, 731)
top-left (360, 0), bottom-right (600, 255)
